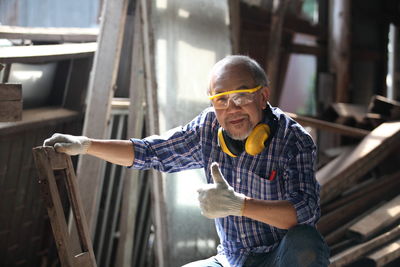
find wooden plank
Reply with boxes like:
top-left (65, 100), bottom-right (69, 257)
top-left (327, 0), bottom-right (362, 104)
top-left (115, 1), bottom-right (145, 265)
top-left (317, 171), bottom-right (400, 236)
top-left (0, 26), bottom-right (98, 42)
top-left (365, 238), bottom-right (400, 267)
top-left (348, 195), bottom-right (400, 241)
top-left (321, 171), bottom-right (400, 215)
top-left (0, 43), bottom-right (97, 64)
top-left (317, 121), bottom-right (400, 203)
top-left (286, 112), bottom-right (370, 138)
top-left (0, 107), bottom-right (80, 136)
top-left (140, 0), bottom-right (168, 265)
top-left (0, 84), bottom-right (22, 101)
top-left (329, 225), bottom-right (400, 267)
top-left (75, 0), bottom-right (129, 236)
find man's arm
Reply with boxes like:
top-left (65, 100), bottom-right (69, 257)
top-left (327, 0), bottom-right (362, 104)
top-left (242, 198), bottom-right (297, 229)
top-left (43, 134), bottom-right (134, 167)
top-left (87, 139), bottom-right (134, 166)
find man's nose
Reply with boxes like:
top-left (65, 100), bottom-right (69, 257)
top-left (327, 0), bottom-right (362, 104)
top-left (226, 98), bottom-right (241, 111)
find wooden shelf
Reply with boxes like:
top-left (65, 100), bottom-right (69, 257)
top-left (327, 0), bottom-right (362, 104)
top-left (0, 42), bottom-right (97, 63)
top-left (0, 107), bottom-right (81, 136)
top-left (0, 26), bottom-right (98, 42)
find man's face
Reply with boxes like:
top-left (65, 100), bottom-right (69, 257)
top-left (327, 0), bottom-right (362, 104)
top-left (210, 64), bottom-right (269, 140)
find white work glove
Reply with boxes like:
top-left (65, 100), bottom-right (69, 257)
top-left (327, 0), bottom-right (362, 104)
top-left (43, 133), bottom-right (91, 155)
top-left (197, 162), bottom-right (246, 219)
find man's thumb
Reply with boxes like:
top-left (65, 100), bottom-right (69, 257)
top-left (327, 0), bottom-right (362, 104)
top-left (211, 162), bottom-right (229, 188)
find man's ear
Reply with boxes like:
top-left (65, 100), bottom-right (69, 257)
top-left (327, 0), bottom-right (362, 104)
top-left (261, 86), bottom-right (270, 108)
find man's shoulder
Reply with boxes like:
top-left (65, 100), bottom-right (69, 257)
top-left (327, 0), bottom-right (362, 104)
top-left (273, 108), bottom-right (315, 148)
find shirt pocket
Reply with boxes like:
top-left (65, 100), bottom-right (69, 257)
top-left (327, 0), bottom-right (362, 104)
top-left (244, 169), bottom-right (283, 200)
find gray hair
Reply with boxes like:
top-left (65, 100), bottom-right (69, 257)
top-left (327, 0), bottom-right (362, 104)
top-left (208, 55), bottom-right (270, 93)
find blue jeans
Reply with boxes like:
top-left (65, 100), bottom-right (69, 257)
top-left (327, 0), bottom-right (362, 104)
top-left (182, 225), bottom-right (330, 267)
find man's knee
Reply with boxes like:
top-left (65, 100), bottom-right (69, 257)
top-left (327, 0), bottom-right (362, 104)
top-left (285, 224), bottom-right (324, 245)
top-left (280, 224), bottom-right (330, 266)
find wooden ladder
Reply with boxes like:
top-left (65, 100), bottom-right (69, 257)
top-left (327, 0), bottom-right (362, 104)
top-left (32, 147), bottom-right (97, 267)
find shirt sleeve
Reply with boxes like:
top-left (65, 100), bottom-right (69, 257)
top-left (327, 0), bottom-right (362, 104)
top-left (129, 110), bottom-right (209, 173)
top-left (283, 134), bottom-right (321, 225)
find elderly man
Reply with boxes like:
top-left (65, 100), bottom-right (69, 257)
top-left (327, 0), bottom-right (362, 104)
top-left (44, 55), bottom-right (330, 267)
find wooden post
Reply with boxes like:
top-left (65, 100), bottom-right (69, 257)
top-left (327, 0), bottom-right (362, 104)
top-left (32, 147), bottom-right (97, 267)
top-left (75, 0), bottom-right (130, 235)
top-left (265, 0), bottom-right (291, 106)
top-left (329, 0), bottom-right (351, 103)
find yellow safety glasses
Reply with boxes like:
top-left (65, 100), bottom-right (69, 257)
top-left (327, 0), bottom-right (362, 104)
top-left (208, 85), bottom-right (262, 109)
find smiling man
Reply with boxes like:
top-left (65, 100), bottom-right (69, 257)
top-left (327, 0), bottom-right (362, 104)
top-left (44, 55), bottom-right (330, 267)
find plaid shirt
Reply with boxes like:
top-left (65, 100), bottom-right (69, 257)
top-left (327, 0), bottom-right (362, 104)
top-left (131, 106), bottom-right (320, 267)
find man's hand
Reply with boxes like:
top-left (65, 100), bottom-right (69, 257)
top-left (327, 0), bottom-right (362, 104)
top-left (43, 133), bottom-right (91, 155)
top-left (197, 162), bottom-right (246, 219)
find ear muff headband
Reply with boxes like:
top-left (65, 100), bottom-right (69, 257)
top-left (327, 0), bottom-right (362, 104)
top-left (245, 123), bottom-right (270, 156)
top-left (218, 127), bottom-right (238, 157)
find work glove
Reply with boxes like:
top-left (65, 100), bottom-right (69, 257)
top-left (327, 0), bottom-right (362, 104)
top-left (43, 133), bottom-right (91, 156)
top-left (197, 162), bottom-right (246, 219)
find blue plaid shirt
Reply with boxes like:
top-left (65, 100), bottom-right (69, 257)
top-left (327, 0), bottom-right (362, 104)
top-left (130, 106), bottom-right (320, 266)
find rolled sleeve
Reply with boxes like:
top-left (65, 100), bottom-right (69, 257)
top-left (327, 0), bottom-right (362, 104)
top-left (284, 141), bottom-right (320, 225)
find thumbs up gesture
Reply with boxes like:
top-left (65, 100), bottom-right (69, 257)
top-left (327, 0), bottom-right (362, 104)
top-left (197, 162), bottom-right (246, 219)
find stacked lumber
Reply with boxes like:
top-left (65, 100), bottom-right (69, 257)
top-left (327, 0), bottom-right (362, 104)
top-left (315, 97), bottom-right (400, 266)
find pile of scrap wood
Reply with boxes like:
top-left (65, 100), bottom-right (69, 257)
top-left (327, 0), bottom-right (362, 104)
top-left (315, 95), bottom-right (400, 266)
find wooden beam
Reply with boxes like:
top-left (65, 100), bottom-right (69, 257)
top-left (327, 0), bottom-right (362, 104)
top-left (286, 112), bottom-right (370, 138)
top-left (0, 26), bottom-right (98, 42)
top-left (0, 42), bottom-right (97, 64)
top-left (329, 225), bottom-right (400, 267)
top-left (348, 195), bottom-right (400, 241)
top-left (317, 122), bottom-right (400, 203)
top-left (287, 43), bottom-right (324, 56)
top-left (75, 0), bottom-right (129, 236)
top-left (228, 0), bottom-right (241, 54)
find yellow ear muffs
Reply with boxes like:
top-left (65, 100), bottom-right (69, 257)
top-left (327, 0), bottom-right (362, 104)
top-left (245, 123), bottom-right (271, 156)
top-left (218, 123), bottom-right (271, 157)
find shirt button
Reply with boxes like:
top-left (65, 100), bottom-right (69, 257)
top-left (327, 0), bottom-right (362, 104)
top-left (237, 179), bottom-right (241, 183)
top-left (241, 234), bottom-right (246, 238)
